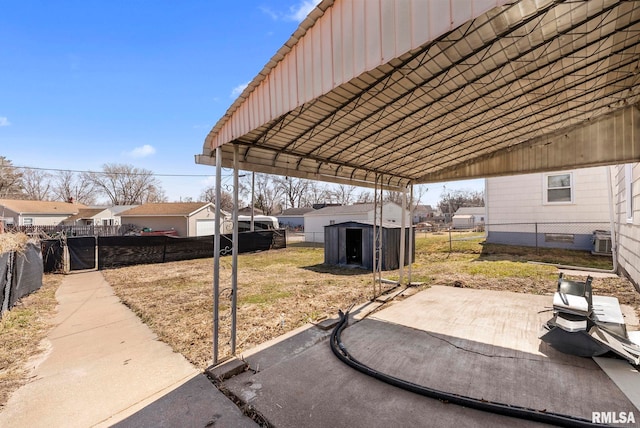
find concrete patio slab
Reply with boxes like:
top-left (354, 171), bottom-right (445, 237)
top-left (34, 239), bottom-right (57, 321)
top-left (222, 286), bottom-right (640, 427)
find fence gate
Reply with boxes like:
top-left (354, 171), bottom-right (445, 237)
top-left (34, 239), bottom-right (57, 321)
top-left (66, 236), bottom-right (98, 272)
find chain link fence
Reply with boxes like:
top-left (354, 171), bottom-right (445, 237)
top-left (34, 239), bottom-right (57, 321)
top-left (286, 231), bottom-right (324, 247)
top-left (286, 221), bottom-right (613, 258)
top-left (484, 221), bottom-right (611, 253)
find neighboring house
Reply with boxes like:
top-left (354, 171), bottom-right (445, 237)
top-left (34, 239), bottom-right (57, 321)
top-left (303, 202), bottom-right (410, 243)
top-left (276, 207), bottom-right (315, 230)
top-left (612, 163), bottom-right (640, 291)
top-left (117, 202), bottom-right (227, 237)
top-left (0, 199), bottom-right (86, 227)
top-left (62, 205), bottom-right (138, 226)
top-left (485, 167), bottom-right (610, 251)
top-left (452, 207), bottom-right (485, 229)
top-left (412, 204), bottom-right (436, 223)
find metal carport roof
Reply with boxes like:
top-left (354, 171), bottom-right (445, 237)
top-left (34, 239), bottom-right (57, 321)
top-left (195, 0), bottom-right (640, 366)
top-left (196, 0), bottom-right (640, 190)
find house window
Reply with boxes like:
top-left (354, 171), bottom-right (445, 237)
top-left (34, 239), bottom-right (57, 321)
top-left (23, 218), bottom-right (33, 226)
top-left (625, 164), bottom-right (634, 223)
top-left (103, 219), bottom-right (114, 226)
top-left (545, 173), bottom-right (572, 203)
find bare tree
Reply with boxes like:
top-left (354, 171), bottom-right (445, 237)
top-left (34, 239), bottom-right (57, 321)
top-left (355, 189), bottom-right (373, 203)
top-left (20, 168), bottom-right (52, 200)
top-left (86, 163), bottom-right (166, 205)
top-left (331, 184), bottom-right (356, 205)
top-left (274, 176), bottom-right (309, 209)
top-left (438, 187), bottom-right (484, 217)
top-left (0, 156), bottom-right (24, 198)
top-left (384, 185), bottom-right (427, 210)
top-left (249, 174), bottom-right (283, 215)
top-left (301, 181), bottom-right (331, 207)
top-left (49, 170), bottom-right (96, 204)
top-left (144, 184), bottom-right (167, 203)
top-left (199, 185), bottom-right (234, 211)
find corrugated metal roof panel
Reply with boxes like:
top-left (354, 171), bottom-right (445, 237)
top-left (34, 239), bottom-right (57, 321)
top-left (198, 0), bottom-right (640, 189)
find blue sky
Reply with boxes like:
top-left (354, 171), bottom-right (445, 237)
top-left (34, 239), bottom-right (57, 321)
top-left (0, 0), bottom-right (483, 207)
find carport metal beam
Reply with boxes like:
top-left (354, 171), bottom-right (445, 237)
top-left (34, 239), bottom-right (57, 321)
top-left (418, 105), bottom-right (640, 183)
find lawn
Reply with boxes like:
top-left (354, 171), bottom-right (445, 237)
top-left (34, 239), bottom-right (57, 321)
top-left (101, 233), bottom-right (639, 370)
top-left (0, 274), bottom-right (62, 410)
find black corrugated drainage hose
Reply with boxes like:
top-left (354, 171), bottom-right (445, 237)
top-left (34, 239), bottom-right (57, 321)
top-left (330, 310), bottom-right (612, 428)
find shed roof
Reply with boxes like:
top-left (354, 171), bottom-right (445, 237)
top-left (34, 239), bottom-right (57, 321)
top-left (453, 214), bottom-right (474, 220)
top-left (454, 207), bottom-right (485, 216)
top-left (118, 202), bottom-right (214, 217)
top-left (278, 207), bottom-right (315, 216)
top-left (325, 220), bottom-right (409, 229)
top-left (196, 0), bottom-right (640, 190)
top-left (0, 199), bottom-right (85, 215)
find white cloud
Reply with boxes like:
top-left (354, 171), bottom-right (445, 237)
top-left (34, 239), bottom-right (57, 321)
top-left (0, 117), bottom-right (11, 127)
top-left (260, 1), bottom-right (320, 23)
top-left (125, 144), bottom-right (156, 158)
top-left (287, 0), bottom-right (320, 22)
top-left (259, 6), bottom-right (279, 20)
top-left (231, 82), bottom-right (249, 98)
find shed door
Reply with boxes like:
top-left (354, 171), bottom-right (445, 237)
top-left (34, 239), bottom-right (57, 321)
top-left (346, 228), bottom-right (362, 265)
top-left (196, 220), bottom-right (216, 236)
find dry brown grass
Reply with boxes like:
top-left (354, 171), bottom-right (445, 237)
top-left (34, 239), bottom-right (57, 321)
top-left (103, 247), bottom-right (376, 369)
top-left (102, 234), bottom-right (640, 370)
top-left (0, 232), bottom-right (30, 254)
top-left (0, 274), bottom-right (62, 409)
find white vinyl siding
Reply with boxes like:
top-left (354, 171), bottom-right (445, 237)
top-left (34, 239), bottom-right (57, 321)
top-left (625, 163), bottom-right (634, 223)
top-left (486, 167), bottom-right (609, 225)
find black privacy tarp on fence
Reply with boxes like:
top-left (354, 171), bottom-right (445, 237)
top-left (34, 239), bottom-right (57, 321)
top-left (98, 235), bottom-right (167, 269)
top-left (42, 239), bottom-right (63, 273)
top-left (9, 242), bottom-right (44, 308)
top-left (1, 242), bottom-right (44, 316)
top-left (0, 252), bottom-right (11, 314)
top-left (68, 236), bottom-right (97, 271)
top-left (97, 230), bottom-right (286, 269)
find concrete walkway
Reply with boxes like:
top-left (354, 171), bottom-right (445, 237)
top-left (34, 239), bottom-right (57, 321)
top-left (0, 271), bottom-right (255, 428)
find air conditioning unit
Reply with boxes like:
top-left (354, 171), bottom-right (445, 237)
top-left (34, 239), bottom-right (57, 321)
top-left (592, 230), bottom-right (612, 255)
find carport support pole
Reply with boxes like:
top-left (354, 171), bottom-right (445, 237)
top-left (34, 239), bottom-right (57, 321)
top-left (231, 146), bottom-right (239, 355)
top-left (398, 187), bottom-right (407, 285)
top-left (408, 184), bottom-right (414, 284)
top-left (250, 173), bottom-right (255, 232)
top-left (212, 147), bottom-right (222, 365)
top-left (372, 174), bottom-right (378, 299)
